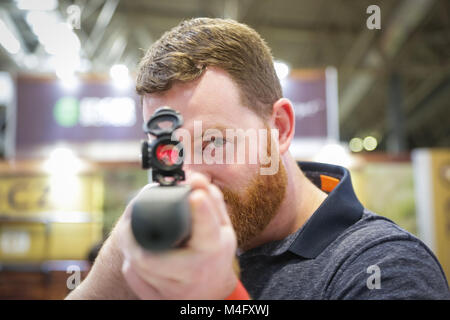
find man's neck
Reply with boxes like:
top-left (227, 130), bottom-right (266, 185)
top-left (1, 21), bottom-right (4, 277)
top-left (241, 154), bottom-right (328, 251)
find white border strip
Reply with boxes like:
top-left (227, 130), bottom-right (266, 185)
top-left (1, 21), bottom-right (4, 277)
top-left (4, 72), bottom-right (16, 159)
top-left (412, 149), bottom-right (435, 251)
top-left (325, 66), bottom-right (339, 142)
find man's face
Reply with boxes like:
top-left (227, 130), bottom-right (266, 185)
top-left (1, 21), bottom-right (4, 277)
top-left (142, 67), bottom-right (287, 249)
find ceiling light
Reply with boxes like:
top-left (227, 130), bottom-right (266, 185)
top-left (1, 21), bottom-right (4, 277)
top-left (313, 143), bottom-right (354, 168)
top-left (0, 18), bottom-right (21, 54)
top-left (110, 64), bottom-right (131, 89)
top-left (16, 0), bottom-right (58, 11)
top-left (43, 147), bottom-right (84, 175)
top-left (349, 138), bottom-right (363, 153)
top-left (274, 60), bottom-right (290, 80)
top-left (363, 136), bottom-right (377, 151)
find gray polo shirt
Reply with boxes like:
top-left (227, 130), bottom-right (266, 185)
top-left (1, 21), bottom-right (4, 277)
top-left (238, 162), bottom-right (450, 299)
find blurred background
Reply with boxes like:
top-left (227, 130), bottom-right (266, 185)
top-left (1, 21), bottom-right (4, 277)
top-left (0, 0), bottom-right (449, 299)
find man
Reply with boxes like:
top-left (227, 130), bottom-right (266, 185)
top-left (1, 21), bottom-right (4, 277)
top-left (67, 18), bottom-right (449, 300)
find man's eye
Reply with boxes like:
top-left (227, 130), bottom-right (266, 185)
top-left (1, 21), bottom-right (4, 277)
top-left (203, 137), bottom-right (225, 150)
top-left (212, 137), bottom-right (225, 147)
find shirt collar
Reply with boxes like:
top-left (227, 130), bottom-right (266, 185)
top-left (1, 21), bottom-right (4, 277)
top-left (288, 161), bottom-right (364, 258)
top-left (239, 161), bottom-right (364, 259)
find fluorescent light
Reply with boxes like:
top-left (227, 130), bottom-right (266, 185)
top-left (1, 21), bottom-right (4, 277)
top-left (24, 54), bottom-right (39, 69)
top-left (110, 64), bottom-right (129, 79)
top-left (43, 147), bottom-right (84, 175)
top-left (58, 73), bottom-right (79, 91)
top-left (51, 211), bottom-right (92, 223)
top-left (54, 49), bottom-right (80, 90)
top-left (26, 12), bottom-right (80, 55)
top-left (43, 147), bottom-right (85, 208)
top-left (25, 11), bottom-right (81, 78)
top-left (55, 55), bottom-right (79, 85)
top-left (0, 18), bottom-right (21, 54)
top-left (313, 143), bottom-right (354, 168)
top-left (110, 64), bottom-right (131, 89)
top-left (16, 0), bottom-right (58, 11)
top-left (44, 23), bottom-right (80, 55)
top-left (274, 60), bottom-right (290, 80)
top-left (363, 136), bottom-right (377, 151)
top-left (349, 137), bottom-right (363, 153)
top-left (0, 72), bottom-right (13, 104)
top-left (79, 58), bottom-right (92, 73)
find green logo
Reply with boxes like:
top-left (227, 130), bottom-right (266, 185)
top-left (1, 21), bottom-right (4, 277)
top-left (54, 97), bottom-right (79, 127)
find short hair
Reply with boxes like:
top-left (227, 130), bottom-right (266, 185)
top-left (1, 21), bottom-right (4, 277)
top-left (136, 17), bottom-right (282, 119)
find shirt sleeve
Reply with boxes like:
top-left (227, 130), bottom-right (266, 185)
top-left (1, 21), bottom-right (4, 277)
top-left (325, 239), bottom-right (450, 300)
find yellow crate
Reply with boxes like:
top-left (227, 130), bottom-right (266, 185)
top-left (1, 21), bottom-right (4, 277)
top-left (0, 222), bottom-right (103, 261)
top-left (0, 174), bottom-right (104, 262)
top-left (0, 175), bottom-right (103, 216)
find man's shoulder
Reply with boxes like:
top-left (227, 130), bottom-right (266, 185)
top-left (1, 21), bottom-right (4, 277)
top-left (332, 209), bottom-right (418, 255)
top-left (326, 209), bottom-right (441, 271)
top-left (322, 209), bottom-right (450, 299)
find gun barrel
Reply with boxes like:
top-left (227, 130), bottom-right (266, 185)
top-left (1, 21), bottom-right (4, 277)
top-left (131, 185), bottom-right (191, 251)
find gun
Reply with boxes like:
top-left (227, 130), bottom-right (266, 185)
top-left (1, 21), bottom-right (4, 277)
top-left (131, 106), bottom-right (191, 251)
top-left (130, 109), bottom-right (249, 299)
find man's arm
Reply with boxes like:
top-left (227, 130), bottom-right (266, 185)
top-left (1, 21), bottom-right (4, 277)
top-left (65, 213), bottom-right (138, 299)
top-left (325, 239), bottom-right (450, 300)
top-left (66, 173), bottom-right (239, 300)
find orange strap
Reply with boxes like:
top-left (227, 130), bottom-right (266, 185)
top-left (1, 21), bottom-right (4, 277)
top-left (225, 280), bottom-right (250, 300)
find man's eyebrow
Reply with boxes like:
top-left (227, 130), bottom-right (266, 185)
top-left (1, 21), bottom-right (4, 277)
top-left (191, 123), bottom-right (234, 139)
top-left (203, 124), bottom-right (232, 133)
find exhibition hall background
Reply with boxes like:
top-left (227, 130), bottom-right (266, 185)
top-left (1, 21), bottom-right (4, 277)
top-left (0, 0), bottom-right (449, 299)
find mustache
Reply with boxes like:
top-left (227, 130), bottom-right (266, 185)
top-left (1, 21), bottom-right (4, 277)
top-left (217, 159), bottom-right (287, 249)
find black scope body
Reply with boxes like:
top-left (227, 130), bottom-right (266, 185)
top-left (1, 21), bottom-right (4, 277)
top-left (130, 107), bottom-right (191, 251)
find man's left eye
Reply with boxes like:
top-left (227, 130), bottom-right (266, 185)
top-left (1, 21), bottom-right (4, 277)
top-left (212, 137), bottom-right (225, 147)
top-left (202, 137), bottom-right (226, 150)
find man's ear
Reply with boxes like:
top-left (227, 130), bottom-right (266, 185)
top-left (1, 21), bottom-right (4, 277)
top-left (270, 98), bottom-right (295, 155)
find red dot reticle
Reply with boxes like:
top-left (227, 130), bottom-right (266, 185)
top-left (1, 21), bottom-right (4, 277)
top-left (156, 144), bottom-right (180, 166)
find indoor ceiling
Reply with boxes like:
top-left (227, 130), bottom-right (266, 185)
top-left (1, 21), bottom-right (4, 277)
top-left (0, 0), bottom-right (449, 152)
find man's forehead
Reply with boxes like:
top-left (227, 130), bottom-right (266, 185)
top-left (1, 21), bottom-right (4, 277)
top-left (142, 67), bottom-right (243, 115)
top-left (142, 96), bottom-right (238, 134)
top-left (143, 98), bottom-right (232, 126)
top-left (183, 119), bottom-right (234, 133)
top-left (142, 78), bottom-right (199, 109)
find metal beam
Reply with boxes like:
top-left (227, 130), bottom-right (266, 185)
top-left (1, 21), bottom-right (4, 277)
top-left (405, 73), bottom-right (449, 115)
top-left (122, 50), bottom-right (138, 72)
top-left (75, 0), bottom-right (104, 21)
top-left (339, 29), bottom-right (378, 71)
top-left (0, 8), bottom-right (29, 67)
top-left (91, 20), bottom-right (125, 70)
top-left (406, 77), bottom-right (450, 132)
top-left (356, 63), bottom-right (450, 142)
top-left (223, 0), bottom-right (239, 20)
top-left (258, 26), bottom-right (354, 44)
top-left (105, 33), bottom-right (127, 66)
top-left (386, 73), bottom-right (406, 153)
top-left (339, 0), bottom-right (436, 124)
top-left (436, 126), bottom-right (450, 147)
top-left (134, 27), bottom-right (154, 51)
top-left (377, 75), bottom-right (449, 148)
top-left (85, 0), bottom-right (120, 59)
